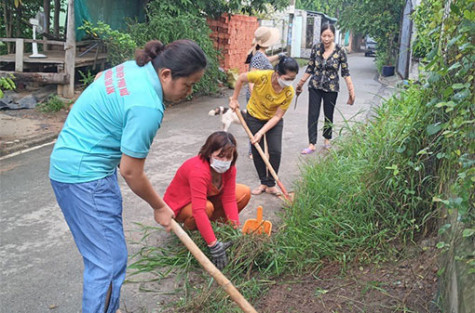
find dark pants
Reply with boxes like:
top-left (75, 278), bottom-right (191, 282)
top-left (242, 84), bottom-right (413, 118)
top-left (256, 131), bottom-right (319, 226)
top-left (308, 88), bottom-right (338, 144)
top-left (246, 113), bottom-right (283, 187)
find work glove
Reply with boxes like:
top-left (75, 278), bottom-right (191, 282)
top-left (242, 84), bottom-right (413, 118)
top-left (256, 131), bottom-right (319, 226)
top-left (209, 241), bottom-right (233, 270)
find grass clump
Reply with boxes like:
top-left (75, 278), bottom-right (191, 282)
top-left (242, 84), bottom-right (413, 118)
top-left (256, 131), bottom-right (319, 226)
top-left (128, 223), bottom-right (275, 313)
top-left (37, 95), bottom-right (66, 113)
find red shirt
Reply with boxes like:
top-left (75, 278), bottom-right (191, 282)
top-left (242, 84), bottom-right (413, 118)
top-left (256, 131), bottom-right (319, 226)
top-left (163, 155), bottom-right (238, 244)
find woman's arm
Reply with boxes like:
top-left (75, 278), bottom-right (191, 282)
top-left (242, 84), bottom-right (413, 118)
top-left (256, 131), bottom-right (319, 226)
top-left (120, 154), bottom-right (174, 231)
top-left (340, 49), bottom-right (355, 104)
top-left (251, 106), bottom-right (287, 144)
top-left (344, 76), bottom-right (355, 105)
top-left (229, 73), bottom-right (249, 110)
top-left (296, 73), bottom-right (312, 95)
top-left (220, 167), bottom-right (239, 224)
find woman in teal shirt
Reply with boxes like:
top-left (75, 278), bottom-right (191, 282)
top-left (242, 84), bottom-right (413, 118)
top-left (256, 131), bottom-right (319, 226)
top-left (49, 39), bottom-right (207, 313)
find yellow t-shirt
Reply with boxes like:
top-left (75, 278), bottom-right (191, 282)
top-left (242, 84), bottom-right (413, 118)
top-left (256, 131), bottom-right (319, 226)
top-left (246, 70), bottom-right (294, 120)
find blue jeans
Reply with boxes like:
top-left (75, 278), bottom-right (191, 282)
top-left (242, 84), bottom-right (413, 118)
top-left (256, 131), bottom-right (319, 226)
top-left (51, 171), bottom-right (127, 313)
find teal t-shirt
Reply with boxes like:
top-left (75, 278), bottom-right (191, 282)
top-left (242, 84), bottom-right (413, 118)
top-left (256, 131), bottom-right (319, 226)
top-left (49, 61), bottom-right (164, 183)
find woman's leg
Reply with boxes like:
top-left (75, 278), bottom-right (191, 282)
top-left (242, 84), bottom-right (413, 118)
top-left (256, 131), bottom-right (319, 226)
top-left (50, 172), bottom-right (127, 313)
top-left (308, 88), bottom-right (323, 145)
top-left (262, 119), bottom-right (284, 187)
top-left (176, 201), bottom-right (214, 230)
top-left (210, 184), bottom-right (251, 222)
top-left (245, 113), bottom-right (269, 188)
top-left (322, 91), bottom-right (338, 140)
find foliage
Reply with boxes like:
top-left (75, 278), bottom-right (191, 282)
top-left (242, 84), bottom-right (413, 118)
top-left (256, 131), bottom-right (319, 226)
top-left (144, 0), bottom-right (289, 18)
top-left (0, 75), bottom-right (16, 98)
top-left (78, 69), bottom-right (96, 88)
top-left (296, 0), bottom-right (405, 66)
top-left (1, 0), bottom-right (42, 54)
top-left (295, 0), bottom-right (348, 17)
top-left (37, 95), bottom-right (66, 112)
top-left (411, 0), bottom-right (444, 60)
top-left (267, 0), bottom-right (474, 273)
top-left (79, 21), bottom-right (136, 67)
top-left (128, 223), bottom-right (274, 312)
top-left (128, 4), bottom-right (225, 95)
top-left (340, 0), bottom-right (405, 65)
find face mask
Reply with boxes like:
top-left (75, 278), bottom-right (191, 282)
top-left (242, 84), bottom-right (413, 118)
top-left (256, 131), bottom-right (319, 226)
top-left (278, 77), bottom-right (293, 88)
top-left (210, 158), bottom-right (232, 173)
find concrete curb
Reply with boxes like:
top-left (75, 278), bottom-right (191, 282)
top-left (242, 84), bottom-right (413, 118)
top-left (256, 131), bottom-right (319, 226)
top-left (0, 131), bottom-right (58, 157)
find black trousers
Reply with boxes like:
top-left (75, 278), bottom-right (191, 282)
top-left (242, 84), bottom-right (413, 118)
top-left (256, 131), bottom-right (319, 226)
top-left (245, 113), bottom-right (283, 187)
top-left (308, 88), bottom-right (338, 144)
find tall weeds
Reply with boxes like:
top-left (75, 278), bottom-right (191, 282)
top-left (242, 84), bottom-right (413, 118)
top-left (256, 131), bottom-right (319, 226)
top-left (267, 0), bottom-right (474, 274)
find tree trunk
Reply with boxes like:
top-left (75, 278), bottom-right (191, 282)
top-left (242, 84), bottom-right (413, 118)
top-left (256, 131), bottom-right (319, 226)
top-left (43, 0), bottom-right (51, 33)
top-left (14, 5), bottom-right (21, 38)
top-left (2, 1), bottom-right (12, 53)
top-left (53, 0), bottom-right (61, 37)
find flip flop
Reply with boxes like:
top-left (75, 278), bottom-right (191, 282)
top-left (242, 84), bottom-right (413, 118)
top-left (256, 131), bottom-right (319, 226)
top-left (301, 147), bottom-right (316, 155)
top-left (251, 186), bottom-right (266, 195)
top-left (265, 187), bottom-right (282, 196)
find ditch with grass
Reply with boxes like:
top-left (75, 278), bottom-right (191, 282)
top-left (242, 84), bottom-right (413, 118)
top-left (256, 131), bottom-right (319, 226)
top-left (128, 1), bottom-right (473, 312)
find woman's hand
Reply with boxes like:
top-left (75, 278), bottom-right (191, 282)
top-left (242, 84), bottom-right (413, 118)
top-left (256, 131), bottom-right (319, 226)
top-left (229, 98), bottom-right (240, 111)
top-left (347, 88), bottom-right (355, 105)
top-left (251, 131), bottom-right (263, 144)
top-left (153, 204), bottom-right (175, 232)
top-left (296, 79), bottom-right (306, 96)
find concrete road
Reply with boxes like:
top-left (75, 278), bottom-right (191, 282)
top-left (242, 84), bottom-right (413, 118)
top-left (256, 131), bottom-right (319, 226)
top-left (0, 53), bottom-right (394, 313)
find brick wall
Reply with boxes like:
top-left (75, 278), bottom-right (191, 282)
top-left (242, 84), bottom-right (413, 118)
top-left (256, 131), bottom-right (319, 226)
top-left (207, 14), bottom-right (259, 73)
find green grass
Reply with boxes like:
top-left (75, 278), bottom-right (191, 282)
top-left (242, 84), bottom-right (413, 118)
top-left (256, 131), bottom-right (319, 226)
top-left (37, 95), bottom-right (66, 113)
top-left (128, 223), bottom-right (275, 312)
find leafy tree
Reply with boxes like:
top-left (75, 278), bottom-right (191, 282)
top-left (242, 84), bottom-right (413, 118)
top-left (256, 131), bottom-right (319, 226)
top-left (145, 0), bottom-right (290, 18)
top-left (295, 0), bottom-right (405, 66)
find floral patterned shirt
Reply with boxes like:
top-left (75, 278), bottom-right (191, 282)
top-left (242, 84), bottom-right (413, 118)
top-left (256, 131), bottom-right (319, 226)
top-left (305, 43), bottom-right (350, 93)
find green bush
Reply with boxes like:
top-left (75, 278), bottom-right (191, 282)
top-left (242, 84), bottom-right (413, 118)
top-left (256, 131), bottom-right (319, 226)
top-left (79, 21), bottom-right (136, 67)
top-left (0, 75), bottom-right (16, 98)
top-left (128, 12), bottom-right (224, 95)
top-left (37, 95), bottom-right (66, 113)
top-left (78, 69), bottom-right (96, 88)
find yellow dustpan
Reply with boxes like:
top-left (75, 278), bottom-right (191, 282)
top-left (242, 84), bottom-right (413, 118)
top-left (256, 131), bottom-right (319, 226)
top-left (242, 206), bottom-right (272, 236)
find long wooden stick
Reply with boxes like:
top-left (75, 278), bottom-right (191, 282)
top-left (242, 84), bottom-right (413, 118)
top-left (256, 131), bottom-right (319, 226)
top-left (170, 220), bottom-right (258, 313)
top-left (235, 109), bottom-right (292, 201)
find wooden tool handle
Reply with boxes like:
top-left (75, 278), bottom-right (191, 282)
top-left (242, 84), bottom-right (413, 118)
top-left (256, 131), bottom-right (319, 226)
top-left (235, 109), bottom-right (291, 200)
top-left (171, 220), bottom-right (258, 313)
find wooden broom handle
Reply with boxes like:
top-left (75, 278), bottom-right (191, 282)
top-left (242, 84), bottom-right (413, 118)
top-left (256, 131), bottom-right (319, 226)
top-left (170, 220), bottom-right (258, 313)
top-left (234, 109), bottom-right (291, 199)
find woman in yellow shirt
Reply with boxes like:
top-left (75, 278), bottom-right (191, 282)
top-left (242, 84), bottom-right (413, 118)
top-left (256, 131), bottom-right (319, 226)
top-left (229, 56), bottom-right (298, 195)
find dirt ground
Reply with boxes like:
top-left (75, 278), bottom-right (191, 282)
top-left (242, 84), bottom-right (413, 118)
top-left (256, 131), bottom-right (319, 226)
top-left (256, 239), bottom-right (440, 313)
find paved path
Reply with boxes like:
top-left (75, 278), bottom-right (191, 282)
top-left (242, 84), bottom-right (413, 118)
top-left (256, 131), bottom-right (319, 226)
top-left (0, 53), bottom-right (395, 313)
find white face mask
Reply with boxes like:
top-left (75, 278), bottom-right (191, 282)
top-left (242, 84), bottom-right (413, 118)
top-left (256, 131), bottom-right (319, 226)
top-left (210, 157), bottom-right (232, 173)
top-left (278, 77), bottom-right (293, 88)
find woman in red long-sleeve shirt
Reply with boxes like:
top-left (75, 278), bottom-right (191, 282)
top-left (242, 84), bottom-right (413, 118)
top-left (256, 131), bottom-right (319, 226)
top-left (164, 131), bottom-right (251, 269)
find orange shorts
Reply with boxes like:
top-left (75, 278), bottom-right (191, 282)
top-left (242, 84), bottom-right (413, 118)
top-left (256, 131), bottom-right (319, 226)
top-left (176, 183), bottom-right (251, 230)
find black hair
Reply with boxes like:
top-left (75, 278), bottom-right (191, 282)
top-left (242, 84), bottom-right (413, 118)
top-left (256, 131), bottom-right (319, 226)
top-left (244, 44), bottom-right (263, 64)
top-left (274, 55), bottom-right (299, 75)
top-left (321, 23), bottom-right (336, 35)
top-left (135, 39), bottom-right (207, 79)
top-left (199, 131), bottom-right (238, 166)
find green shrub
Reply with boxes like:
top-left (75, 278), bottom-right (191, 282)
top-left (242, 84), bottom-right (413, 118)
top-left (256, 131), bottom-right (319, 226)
top-left (37, 95), bottom-right (66, 113)
top-left (128, 12), bottom-right (224, 95)
top-left (79, 21), bottom-right (136, 67)
top-left (78, 69), bottom-right (96, 88)
top-left (0, 75), bottom-right (16, 98)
